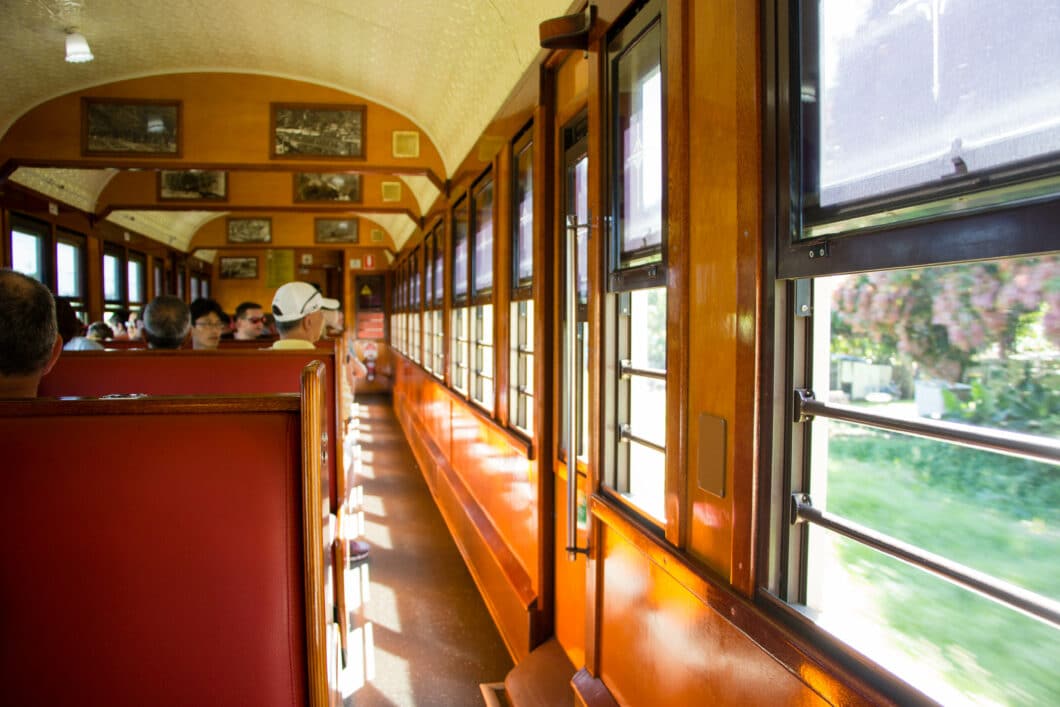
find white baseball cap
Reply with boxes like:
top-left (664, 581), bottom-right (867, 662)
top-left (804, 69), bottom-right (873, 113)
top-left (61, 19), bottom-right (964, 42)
top-left (271, 281), bottom-right (340, 323)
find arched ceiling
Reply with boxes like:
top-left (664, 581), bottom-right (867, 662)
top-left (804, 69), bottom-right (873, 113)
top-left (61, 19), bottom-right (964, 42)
top-left (0, 0), bottom-right (574, 254)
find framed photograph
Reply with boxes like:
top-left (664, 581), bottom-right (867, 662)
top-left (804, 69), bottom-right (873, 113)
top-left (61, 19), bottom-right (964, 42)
top-left (219, 256), bottom-right (259, 279)
top-left (158, 170), bottom-right (227, 201)
top-left (82, 98), bottom-right (181, 156)
top-left (315, 218), bottom-right (359, 244)
top-left (271, 103), bottom-right (365, 158)
top-left (294, 172), bottom-right (362, 203)
top-left (226, 217), bottom-right (272, 244)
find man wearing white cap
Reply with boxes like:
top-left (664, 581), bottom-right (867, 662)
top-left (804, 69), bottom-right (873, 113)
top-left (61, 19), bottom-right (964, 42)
top-left (269, 281), bottom-right (340, 350)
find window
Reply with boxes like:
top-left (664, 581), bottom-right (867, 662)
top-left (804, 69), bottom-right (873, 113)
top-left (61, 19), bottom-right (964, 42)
top-left (9, 215), bottom-right (49, 283)
top-left (410, 248), bottom-right (422, 364)
top-left (103, 247), bottom-right (124, 312)
top-left (771, 3), bottom-right (1060, 705)
top-left (424, 231), bottom-right (435, 374)
top-left (511, 129), bottom-right (535, 435)
top-left (561, 118), bottom-right (590, 466)
top-left (797, 0), bottom-right (1060, 238)
top-left (451, 197), bottom-right (470, 393)
top-left (127, 251), bottom-right (146, 313)
top-left (470, 176), bottom-right (495, 412)
top-left (603, 2), bottom-right (667, 521)
top-left (56, 230), bottom-right (86, 321)
top-left (432, 222), bottom-right (446, 378)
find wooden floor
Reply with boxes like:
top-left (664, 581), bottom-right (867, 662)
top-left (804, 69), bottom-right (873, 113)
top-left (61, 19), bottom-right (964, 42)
top-left (341, 394), bottom-right (513, 707)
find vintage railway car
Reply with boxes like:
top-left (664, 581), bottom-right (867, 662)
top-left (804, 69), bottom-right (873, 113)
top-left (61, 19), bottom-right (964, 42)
top-left (1, 0), bottom-right (1058, 705)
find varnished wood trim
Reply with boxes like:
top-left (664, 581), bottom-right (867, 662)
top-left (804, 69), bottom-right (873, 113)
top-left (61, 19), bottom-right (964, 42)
top-left (300, 361), bottom-right (331, 707)
top-left (8, 393), bottom-right (300, 416)
top-left (571, 668), bottom-right (620, 707)
top-left (395, 351), bottom-right (534, 460)
top-left (589, 493), bottom-right (908, 706)
top-left (664, 0), bottom-right (691, 550)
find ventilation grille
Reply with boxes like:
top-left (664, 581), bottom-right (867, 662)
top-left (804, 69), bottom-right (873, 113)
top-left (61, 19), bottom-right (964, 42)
top-left (371, 228), bottom-right (384, 243)
top-left (381, 181), bottom-right (402, 202)
top-left (392, 131), bottom-right (420, 158)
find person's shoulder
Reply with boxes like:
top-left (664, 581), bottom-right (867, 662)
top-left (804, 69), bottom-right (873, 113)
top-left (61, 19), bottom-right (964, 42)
top-left (64, 337), bottom-right (104, 351)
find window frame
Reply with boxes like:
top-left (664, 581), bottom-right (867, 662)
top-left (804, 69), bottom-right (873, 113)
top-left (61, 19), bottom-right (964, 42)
top-left (600, 0), bottom-right (669, 522)
top-left (470, 172), bottom-right (496, 413)
top-left (765, 0), bottom-right (1060, 701)
top-left (510, 124), bottom-right (535, 436)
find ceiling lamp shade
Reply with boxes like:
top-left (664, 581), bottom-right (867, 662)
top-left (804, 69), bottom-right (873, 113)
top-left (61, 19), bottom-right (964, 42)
top-left (65, 30), bottom-right (93, 63)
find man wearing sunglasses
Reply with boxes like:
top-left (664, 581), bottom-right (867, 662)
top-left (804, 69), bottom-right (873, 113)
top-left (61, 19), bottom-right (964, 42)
top-left (269, 281), bottom-right (340, 350)
top-left (232, 301), bottom-right (266, 340)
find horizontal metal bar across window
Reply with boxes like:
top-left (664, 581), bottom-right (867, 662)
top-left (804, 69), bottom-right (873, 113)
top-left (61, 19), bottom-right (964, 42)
top-left (619, 424), bottom-right (665, 454)
top-left (791, 494), bottom-right (1060, 629)
top-left (795, 389), bottom-right (1060, 465)
top-left (619, 361), bottom-right (666, 382)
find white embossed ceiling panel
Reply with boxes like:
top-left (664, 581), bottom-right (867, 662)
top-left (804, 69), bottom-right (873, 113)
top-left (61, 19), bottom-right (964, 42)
top-left (1, 0), bottom-right (575, 174)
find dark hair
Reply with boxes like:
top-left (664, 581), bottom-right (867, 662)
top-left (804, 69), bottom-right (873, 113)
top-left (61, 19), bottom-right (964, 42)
top-left (189, 297), bottom-right (226, 324)
top-left (54, 297), bottom-right (84, 344)
top-left (108, 309), bottom-right (131, 326)
top-left (0, 269), bottom-right (57, 376)
top-left (234, 301), bottom-right (263, 320)
top-left (143, 295), bottom-right (190, 349)
top-left (86, 322), bottom-right (114, 340)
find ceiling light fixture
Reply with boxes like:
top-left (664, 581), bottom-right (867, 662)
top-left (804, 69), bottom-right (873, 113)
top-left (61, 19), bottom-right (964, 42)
top-left (65, 28), bottom-right (93, 63)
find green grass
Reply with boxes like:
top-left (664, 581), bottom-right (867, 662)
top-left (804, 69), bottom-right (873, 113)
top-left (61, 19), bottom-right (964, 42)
top-left (827, 426), bottom-right (1060, 706)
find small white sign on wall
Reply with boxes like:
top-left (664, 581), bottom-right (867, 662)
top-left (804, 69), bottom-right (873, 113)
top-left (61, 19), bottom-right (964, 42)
top-left (301, 254), bottom-right (313, 265)
top-left (349, 258), bottom-right (362, 270)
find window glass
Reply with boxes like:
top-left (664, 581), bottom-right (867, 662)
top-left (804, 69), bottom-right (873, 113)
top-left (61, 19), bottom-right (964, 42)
top-left (12, 230), bottom-right (45, 282)
top-left (103, 253), bottom-right (122, 302)
top-left (452, 200), bottom-right (469, 302)
top-left (473, 180), bottom-right (494, 295)
top-left (797, 253), bottom-right (1060, 705)
top-left (127, 257), bottom-right (145, 304)
top-left (802, 0), bottom-right (1060, 231)
top-left (510, 300), bottom-right (535, 435)
top-left (614, 19), bottom-right (663, 268)
top-left (515, 140), bottom-right (534, 288)
top-left (55, 241), bottom-right (82, 298)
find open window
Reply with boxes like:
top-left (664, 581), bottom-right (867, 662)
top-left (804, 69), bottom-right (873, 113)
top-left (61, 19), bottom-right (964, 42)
top-left (769, 2), bottom-right (1060, 704)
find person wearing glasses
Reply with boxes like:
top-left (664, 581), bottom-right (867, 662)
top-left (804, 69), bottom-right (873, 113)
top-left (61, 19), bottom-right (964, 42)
top-left (230, 301), bottom-right (266, 340)
top-left (188, 298), bottom-right (227, 350)
top-left (268, 281), bottom-right (339, 350)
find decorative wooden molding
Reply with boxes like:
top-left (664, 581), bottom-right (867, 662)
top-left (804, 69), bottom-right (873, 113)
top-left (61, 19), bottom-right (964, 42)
top-left (539, 5), bottom-right (596, 51)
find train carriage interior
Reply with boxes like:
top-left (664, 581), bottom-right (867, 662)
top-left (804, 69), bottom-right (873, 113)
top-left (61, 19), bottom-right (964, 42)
top-left (1, 0), bottom-right (1058, 705)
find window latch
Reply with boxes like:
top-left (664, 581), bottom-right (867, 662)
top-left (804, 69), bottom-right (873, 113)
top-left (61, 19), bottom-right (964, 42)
top-left (790, 493), bottom-right (813, 525)
top-left (794, 388), bottom-right (816, 422)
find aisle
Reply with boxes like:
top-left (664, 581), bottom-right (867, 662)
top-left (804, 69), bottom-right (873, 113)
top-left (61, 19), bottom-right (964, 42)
top-left (341, 394), bottom-right (513, 707)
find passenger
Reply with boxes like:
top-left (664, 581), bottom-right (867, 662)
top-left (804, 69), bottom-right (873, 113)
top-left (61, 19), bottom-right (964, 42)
top-left (55, 297), bottom-right (85, 345)
top-left (108, 308), bottom-right (130, 339)
top-left (261, 312), bottom-right (278, 338)
top-left (188, 297), bottom-right (226, 350)
top-left (0, 269), bottom-right (63, 398)
top-left (323, 308), bottom-right (345, 338)
top-left (230, 301), bottom-right (266, 340)
top-left (142, 295), bottom-right (190, 349)
top-left (269, 281), bottom-right (339, 350)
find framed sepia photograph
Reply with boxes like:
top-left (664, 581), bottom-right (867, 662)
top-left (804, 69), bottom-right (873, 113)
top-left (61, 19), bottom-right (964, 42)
top-left (315, 218), bottom-right (359, 244)
top-left (293, 172), bottom-right (362, 203)
top-left (226, 217), bottom-right (272, 244)
top-left (219, 256), bottom-right (259, 280)
top-left (82, 98), bottom-right (181, 156)
top-left (271, 103), bottom-right (365, 158)
top-left (158, 170), bottom-right (227, 201)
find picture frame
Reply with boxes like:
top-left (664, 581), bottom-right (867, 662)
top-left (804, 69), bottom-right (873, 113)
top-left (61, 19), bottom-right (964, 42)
top-left (271, 102), bottom-right (366, 159)
top-left (158, 170), bottom-right (227, 201)
top-left (226, 217), bottom-right (272, 244)
top-left (315, 218), bottom-right (359, 244)
top-left (82, 98), bottom-right (181, 157)
top-left (293, 172), bottom-right (362, 203)
top-left (219, 256), bottom-right (259, 280)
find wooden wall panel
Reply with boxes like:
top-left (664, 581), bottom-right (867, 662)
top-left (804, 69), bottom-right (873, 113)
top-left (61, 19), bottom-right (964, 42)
top-left (595, 520), bottom-right (830, 707)
top-left (0, 73), bottom-right (444, 176)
